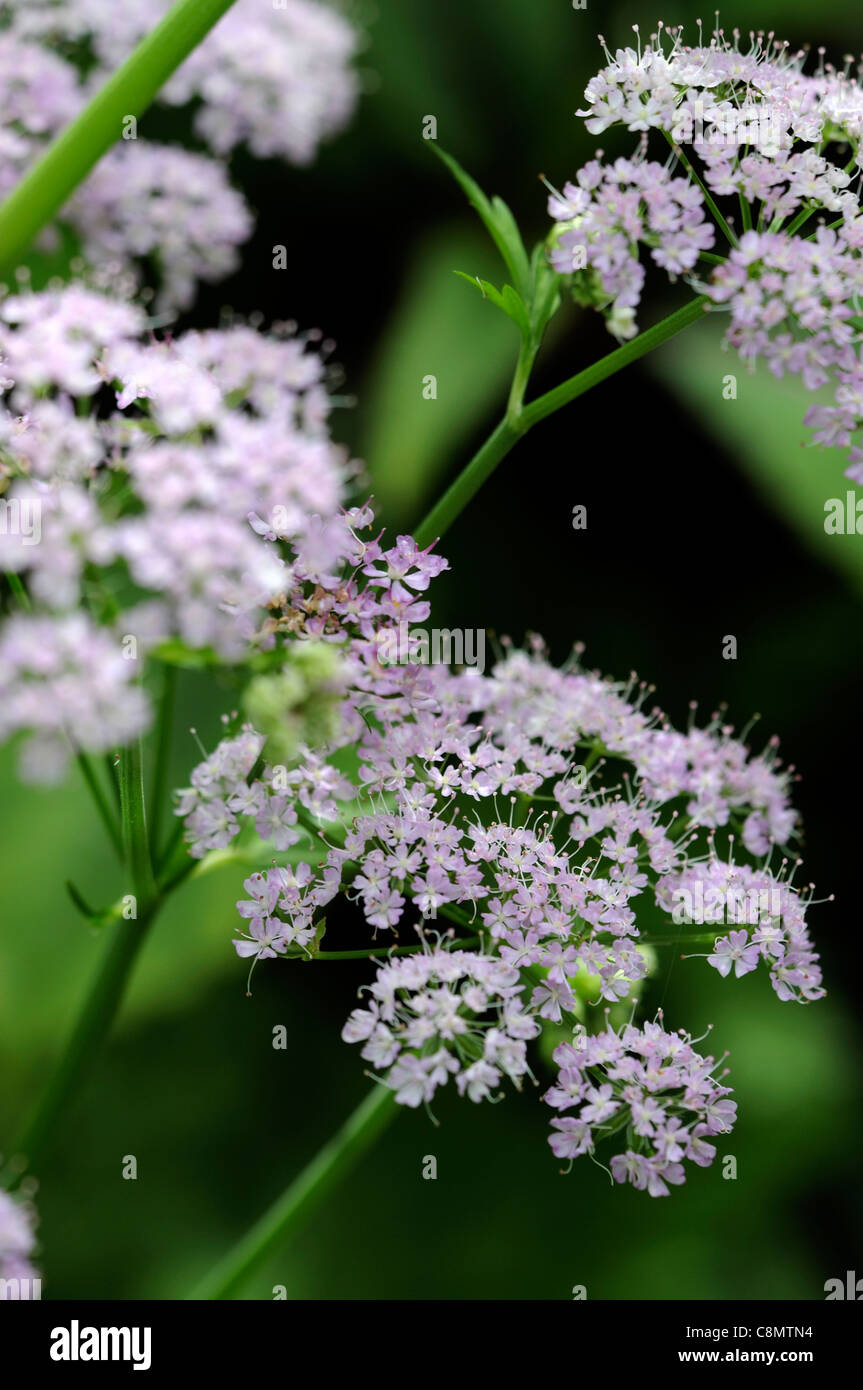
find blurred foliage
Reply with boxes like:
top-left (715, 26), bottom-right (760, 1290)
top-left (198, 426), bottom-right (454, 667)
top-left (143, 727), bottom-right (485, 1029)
top-left (356, 223), bottom-right (518, 521)
top-left (2, 0), bottom-right (863, 1300)
top-left (655, 326), bottom-right (863, 599)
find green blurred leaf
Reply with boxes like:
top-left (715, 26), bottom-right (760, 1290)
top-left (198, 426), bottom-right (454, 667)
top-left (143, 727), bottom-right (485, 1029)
top-left (358, 223), bottom-right (520, 525)
top-left (653, 320), bottom-right (863, 600)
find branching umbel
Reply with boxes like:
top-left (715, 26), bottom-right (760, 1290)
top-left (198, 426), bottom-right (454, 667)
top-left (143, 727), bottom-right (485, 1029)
top-left (0, 14), bottom-right (849, 1297)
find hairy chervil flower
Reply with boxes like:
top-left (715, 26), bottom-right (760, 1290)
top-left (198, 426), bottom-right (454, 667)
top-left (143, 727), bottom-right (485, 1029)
top-left (656, 856), bottom-right (825, 1001)
top-left (549, 156), bottom-right (714, 339)
top-left (342, 943), bottom-right (539, 1107)
top-left (173, 515), bottom-right (825, 1191)
top-left (5, 0), bottom-right (360, 164)
top-left (0, 1190), bottom-right (39, 1294)
top-left (545, 1019), bottom-right (736, 1196)
top-left (0, 283), bottom-right (355, 781)
top-left (64, 144), bottom-right (253, 312)
top-left (0, 613), bottom-right (150, 782)
top-left (548, 21), bottom-right (863, 480)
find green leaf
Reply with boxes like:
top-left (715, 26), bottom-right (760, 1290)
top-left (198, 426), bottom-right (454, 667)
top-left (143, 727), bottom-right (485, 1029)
top-left (453, 271), bottom-right (530, 335)
top-left (528, 243), bottom-right (562, 338)
top-left (294, 917), bottom-right (327, 961)
top-left (430, 145), bottom-right (531, 298)
top-left (65, 879), bottom-right (111, 928)
top-left (500, 283), bottom-right (532, 337)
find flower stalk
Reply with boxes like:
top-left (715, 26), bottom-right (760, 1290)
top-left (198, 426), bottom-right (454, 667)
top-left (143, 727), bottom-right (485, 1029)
top-left (189, 1084), bottom-right (397, 1299)
top-left (415, 295), bottom-right (707, 546)
top-left (0, 0), bottom-right (239, 273)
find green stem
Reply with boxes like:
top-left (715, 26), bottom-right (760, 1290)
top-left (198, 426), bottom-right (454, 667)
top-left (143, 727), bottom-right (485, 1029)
top-left (413, 417), bottom-right (522, 548)
top-left (310, 934), bottom-right (480, 961)
top-left (0, 0), bottom-right (239, 272)
top-left (4, 572), bottom-right (31, 610)
top-left (664, 134), bottom-right (738, 249)
top-left (519, 296), bottom-right (708, 431)
top-left (506, 334), bottom-right (539, 425)
top-left (10, 900), bottom-right (161, 1173)
top-left (10, 740), bottom-right (161, 1175)
top-left (119, 740), bottom-right (157, 905)
top-left (189, 1085), bottom-right (398, 1299)
top-left (414, 297), bottom-right (707, 546)
top-left (780, 204), bottom-right (816, 237)
top-left (149, 666), bottom-right (176, 861)
top-left (75, 751), bottom-right (124, 862)
top-left (640, 931), bottom-right (720, 947)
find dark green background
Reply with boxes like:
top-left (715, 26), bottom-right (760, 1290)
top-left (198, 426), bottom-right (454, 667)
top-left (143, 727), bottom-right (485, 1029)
top-left (1, 0), bottom-right (861, 1298)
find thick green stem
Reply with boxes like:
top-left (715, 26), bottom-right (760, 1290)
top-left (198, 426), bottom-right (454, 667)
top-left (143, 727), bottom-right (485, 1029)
top-left (189, 1085), bottom-right (398, 1299)
top-left (506, 334), bottom-right (539, 425)
top-left (0, 0), bottom-right (238, 272)
top-left (10, 740), bottom-right (161, 1175)
top-left (119, 740), bottom-right (157, 905)
top-left (10, 900), bottom-right (161, 1173)
top-left (414, 418), bottom-right (523, 548)
top-left (414, 297), bottom-right (707, 545)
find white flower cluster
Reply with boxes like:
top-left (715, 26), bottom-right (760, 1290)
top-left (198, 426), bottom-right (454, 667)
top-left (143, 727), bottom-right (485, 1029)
top-left (0, 0), bottom-right (360, 306)
top-left (0, 284), bottom-right (355, 781)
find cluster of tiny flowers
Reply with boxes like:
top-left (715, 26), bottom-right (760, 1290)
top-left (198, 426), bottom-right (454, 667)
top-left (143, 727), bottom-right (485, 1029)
top-left (0, 35), bottom-right (251, 311)
top-left (549, 156), bottom-right (714, 339)
top-left (341, 943), bottom-right (539, 1107)
top-left (545, 1019), bottom-right (736, 1196)
top-left (577, 24), bottom-right (827, 146)
top-left (64, 144), bottom-right (253, 313)
top-left (0, 1189), bottom-right (39, 1295)
top-left (708, 228), bottom-right (863, 480)
top-left (550, 23), bottom-right (863, 479)
top-left (656, 856), bottom-right (824, 1002)
top-left (0, 613), bottom-right (150, 782)
top-left (0, 284), bottom-right (354, 781)
top-left (169, 510), bottom-right (827, 1189)
top-left (176, 518), bottom-right (821, 1019)
top-left (177, 525), bottom-right (447, 867)
top-left (4, 0), bottom-right (360, 163)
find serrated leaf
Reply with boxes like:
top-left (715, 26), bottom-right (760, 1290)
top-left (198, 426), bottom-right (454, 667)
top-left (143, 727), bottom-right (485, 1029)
top-left (431, 145), bottom-right (530, 297)
top-left (500, 283), bottom-right (532, 336)
top-left (453, 271), bottom-right (530, 335)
